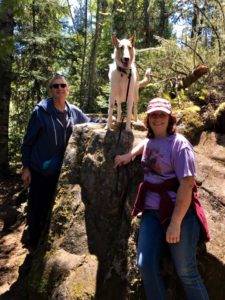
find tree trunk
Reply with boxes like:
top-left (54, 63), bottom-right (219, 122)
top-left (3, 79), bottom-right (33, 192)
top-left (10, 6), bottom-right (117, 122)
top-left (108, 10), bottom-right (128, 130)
top-left (191, 4), bottom-right (198, 38)
top-left (112, 0), bottom-right (126, 37)
top-left (86, 0), bottom-right (107, 111)
top-left (158, 0), bottom-right (166, 37)
top-left (0, 1), bottom-right (14, 174)
top-left (30, 0), bottom-right (42, 103)
top-left (80, 0), bottom-right (88, 109)
top-left (147, 1), bottom-right (158, 46)
top-left (191, 3), bottom-right (203, 39)
top-left (143, 0), bottom-right (152, 46)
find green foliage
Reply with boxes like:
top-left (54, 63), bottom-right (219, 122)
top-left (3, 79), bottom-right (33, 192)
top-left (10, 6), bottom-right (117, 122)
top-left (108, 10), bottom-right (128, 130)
top-left (214, 102), bottom-right (225, 118)
top-left (138, 82), bottom-right (162, 113)
top-left (7, 0), bottom-right (71, 164)
top-left (147, 0), bottom-right (173, 42)
top-left (176, 102), bottom-right (204, 144)
top-left (27, 248), bottom-right (58, 300)
top-left (95, 83), bottom-right (110, 113)
top-left (1, 0), bottom-right (225, 166)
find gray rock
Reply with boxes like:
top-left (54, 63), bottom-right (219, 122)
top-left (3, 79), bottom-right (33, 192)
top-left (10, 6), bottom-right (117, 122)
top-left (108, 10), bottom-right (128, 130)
top-left (27, 126), bottom-right (225, 300)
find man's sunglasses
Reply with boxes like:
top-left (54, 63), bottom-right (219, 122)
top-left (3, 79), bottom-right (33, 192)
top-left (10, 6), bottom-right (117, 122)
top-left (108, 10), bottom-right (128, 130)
top-left (51, 83), bottom-right (67, 89)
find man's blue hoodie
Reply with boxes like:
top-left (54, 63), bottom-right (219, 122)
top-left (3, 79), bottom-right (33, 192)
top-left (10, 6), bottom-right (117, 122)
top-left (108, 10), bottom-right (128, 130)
top-left (21, 98), bottom-right (89, 175)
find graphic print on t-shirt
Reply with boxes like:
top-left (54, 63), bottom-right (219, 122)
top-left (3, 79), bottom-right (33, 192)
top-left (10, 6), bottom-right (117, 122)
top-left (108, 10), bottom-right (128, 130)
top-left (142, 147), bottom-right (164, 175)
top-left (141, 135), bottom-right (196, 209)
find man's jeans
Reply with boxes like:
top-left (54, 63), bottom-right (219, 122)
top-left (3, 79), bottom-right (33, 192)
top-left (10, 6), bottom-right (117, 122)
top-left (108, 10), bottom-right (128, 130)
top-left (137, 209), bottom-right (209, 300)
top-left (27, 169), bottom-right (59, 249)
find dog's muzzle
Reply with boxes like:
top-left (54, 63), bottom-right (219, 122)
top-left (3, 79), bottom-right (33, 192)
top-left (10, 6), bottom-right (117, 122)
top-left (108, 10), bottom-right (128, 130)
top-left (121, 58), bottom-right (129, 68)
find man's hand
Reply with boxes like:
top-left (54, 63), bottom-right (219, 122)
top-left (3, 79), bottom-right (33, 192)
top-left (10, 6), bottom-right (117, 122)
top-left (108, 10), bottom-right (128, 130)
top-left (166, 221), bottom-right (181, 244)
top-left (21, 167), bottom-right (31, 188)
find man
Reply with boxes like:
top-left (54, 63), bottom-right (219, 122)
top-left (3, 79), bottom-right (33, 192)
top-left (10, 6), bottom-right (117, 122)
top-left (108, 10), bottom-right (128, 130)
top-left (21, 74), bottom-right (89, 250)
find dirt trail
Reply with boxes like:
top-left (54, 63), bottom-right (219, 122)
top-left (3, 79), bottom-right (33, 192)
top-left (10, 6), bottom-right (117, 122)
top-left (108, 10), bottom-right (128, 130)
top-left (0, 175), bottom-right (28, 296)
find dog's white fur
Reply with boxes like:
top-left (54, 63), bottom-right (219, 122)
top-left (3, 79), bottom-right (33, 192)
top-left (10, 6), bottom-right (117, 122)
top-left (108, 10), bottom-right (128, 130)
top-left (106, 35), bottom-right (151, 131)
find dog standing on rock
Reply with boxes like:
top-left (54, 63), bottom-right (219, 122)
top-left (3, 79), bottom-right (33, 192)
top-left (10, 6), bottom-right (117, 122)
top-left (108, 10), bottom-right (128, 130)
top-left (106, 35), bottom-right (152, 131)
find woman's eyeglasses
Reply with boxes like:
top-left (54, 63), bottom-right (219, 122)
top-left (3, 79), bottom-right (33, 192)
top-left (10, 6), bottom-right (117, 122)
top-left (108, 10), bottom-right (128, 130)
top-left (149, 112), bottom-right (168, 118)
top-left (51, 83), bottom-right (67, 89)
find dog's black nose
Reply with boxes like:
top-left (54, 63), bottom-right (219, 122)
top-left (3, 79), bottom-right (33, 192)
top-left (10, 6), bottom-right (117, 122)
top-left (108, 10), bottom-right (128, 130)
top-left (124, 58), bottom-right (129, 62)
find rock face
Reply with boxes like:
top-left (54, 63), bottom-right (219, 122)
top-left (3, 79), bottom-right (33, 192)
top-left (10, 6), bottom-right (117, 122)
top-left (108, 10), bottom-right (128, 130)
top-left (215, 102), bottom-right (225, 134)
top-left (194, 132), bottom-right (225, 300)
top-left (27, 124), bottom-right (225, 300)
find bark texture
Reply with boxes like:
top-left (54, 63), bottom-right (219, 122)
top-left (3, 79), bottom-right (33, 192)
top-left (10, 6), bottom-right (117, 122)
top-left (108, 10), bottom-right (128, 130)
top-left (0, 2), bottom-right (14, 174)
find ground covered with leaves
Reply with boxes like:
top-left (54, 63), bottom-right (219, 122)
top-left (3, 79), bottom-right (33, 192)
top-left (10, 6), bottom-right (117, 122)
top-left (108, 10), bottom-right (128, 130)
top-left (0, 174), bottom-right (27, 296)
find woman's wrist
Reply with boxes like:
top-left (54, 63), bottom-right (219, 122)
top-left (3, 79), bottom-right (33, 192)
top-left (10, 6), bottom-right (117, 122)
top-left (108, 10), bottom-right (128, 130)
top-left (170, 215), bottom-right (182, 226)
top-left (129, 151), bottom-right (134, 161)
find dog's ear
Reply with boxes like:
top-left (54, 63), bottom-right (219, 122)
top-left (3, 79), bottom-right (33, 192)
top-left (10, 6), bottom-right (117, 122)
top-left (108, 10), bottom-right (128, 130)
top-left (112, 34), bottom-right (119, 47)
top-left (129, 36), bottom-right (135, 46)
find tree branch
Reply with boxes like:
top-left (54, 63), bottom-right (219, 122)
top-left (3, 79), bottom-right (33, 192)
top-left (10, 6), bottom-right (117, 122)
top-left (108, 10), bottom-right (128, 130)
top-left (180, 40), bottom-right (204, 64)
top-left (195, 2), bottom-right (222, 56)
top-left (66, 0), bottom-right (76, 32)
top-left (177, 64), bottom-right (209, 90)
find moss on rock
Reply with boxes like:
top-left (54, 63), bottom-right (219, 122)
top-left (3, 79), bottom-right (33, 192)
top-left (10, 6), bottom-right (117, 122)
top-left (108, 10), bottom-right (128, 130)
top-left (214, 102), bottom-right (225, 133)
top-left (177, 105), bottom-right (204, 144)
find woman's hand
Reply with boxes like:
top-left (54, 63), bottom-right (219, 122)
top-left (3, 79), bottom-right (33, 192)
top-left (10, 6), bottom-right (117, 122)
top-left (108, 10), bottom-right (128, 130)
top-left (166, 221), bottom-right (181, 244)
top-left (166, 176), bottom-right (195, 244)
top-left (21, 167), bottom-right (31, 188)
top-left (114, 153), bottom-right (132, 168)
top-left (114, 140), bottom-right (145, 168)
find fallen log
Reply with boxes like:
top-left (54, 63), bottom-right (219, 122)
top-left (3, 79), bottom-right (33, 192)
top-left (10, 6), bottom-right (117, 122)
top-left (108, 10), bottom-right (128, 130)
top-left (178, 64), bottom-right (209, 90)
top-left (168, 64), bottom-right (209, 98)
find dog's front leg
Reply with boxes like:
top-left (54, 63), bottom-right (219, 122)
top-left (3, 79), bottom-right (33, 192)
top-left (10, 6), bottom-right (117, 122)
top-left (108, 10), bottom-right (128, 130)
top-left (117, 101), bottom-right (122, 123)
top-left (133, 101), bottom-right (138, 122)
top-left (106, 97), bottom-right (115, 130)
top-left (126, 100), bottom-right (133, 131)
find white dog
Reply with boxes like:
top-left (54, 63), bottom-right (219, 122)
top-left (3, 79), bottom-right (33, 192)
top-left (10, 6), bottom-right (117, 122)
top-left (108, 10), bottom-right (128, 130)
top-left (106, 35), bottom-right (151, 131)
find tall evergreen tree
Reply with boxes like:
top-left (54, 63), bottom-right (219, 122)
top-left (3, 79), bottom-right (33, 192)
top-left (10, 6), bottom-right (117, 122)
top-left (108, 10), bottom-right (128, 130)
top-left (85, 0), bottom-right (108, 111)
top-left (0, 0), bottom-right (14, 174)
top-left (9, 0), bottom-right (70, 165)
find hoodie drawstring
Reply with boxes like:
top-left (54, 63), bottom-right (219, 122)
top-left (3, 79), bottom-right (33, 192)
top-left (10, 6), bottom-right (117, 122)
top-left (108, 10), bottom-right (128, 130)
top-left (51, 116), bottom-right (58, 146)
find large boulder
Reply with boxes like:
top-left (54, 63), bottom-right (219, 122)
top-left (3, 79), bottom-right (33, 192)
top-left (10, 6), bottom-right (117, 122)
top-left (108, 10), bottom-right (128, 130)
top-left (27, 124), bottom-right (225, 300)
top-left (214, 102), bottom-right (225, 134)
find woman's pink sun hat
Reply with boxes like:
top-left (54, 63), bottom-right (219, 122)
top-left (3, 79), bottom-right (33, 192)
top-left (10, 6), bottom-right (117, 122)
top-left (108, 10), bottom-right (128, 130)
top-left (147, 98), bottom-right (172, 114)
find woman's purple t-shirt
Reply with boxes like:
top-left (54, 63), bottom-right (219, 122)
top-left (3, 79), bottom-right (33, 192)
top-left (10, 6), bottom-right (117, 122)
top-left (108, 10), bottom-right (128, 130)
top-left (141, 133), bottom-right (196, 210)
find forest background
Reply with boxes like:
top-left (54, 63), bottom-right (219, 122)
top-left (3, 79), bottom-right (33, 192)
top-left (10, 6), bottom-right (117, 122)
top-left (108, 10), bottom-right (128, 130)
top-left (0, 0), bottom-right (225, 175)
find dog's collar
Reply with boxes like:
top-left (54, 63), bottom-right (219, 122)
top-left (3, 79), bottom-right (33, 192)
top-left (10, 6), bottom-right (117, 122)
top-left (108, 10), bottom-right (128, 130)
top-left (117, 65), bottom-right (132, 77)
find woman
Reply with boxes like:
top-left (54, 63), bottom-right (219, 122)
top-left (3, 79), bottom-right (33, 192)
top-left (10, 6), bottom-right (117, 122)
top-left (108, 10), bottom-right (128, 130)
top-left (21, 74), bottom-right (89, 250)
top-left (115, 98), bottom-right (209, 300)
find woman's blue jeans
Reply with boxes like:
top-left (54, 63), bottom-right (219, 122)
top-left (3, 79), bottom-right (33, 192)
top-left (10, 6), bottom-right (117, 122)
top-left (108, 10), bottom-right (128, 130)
top-left (137, 209), bottom-right (209, 300)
